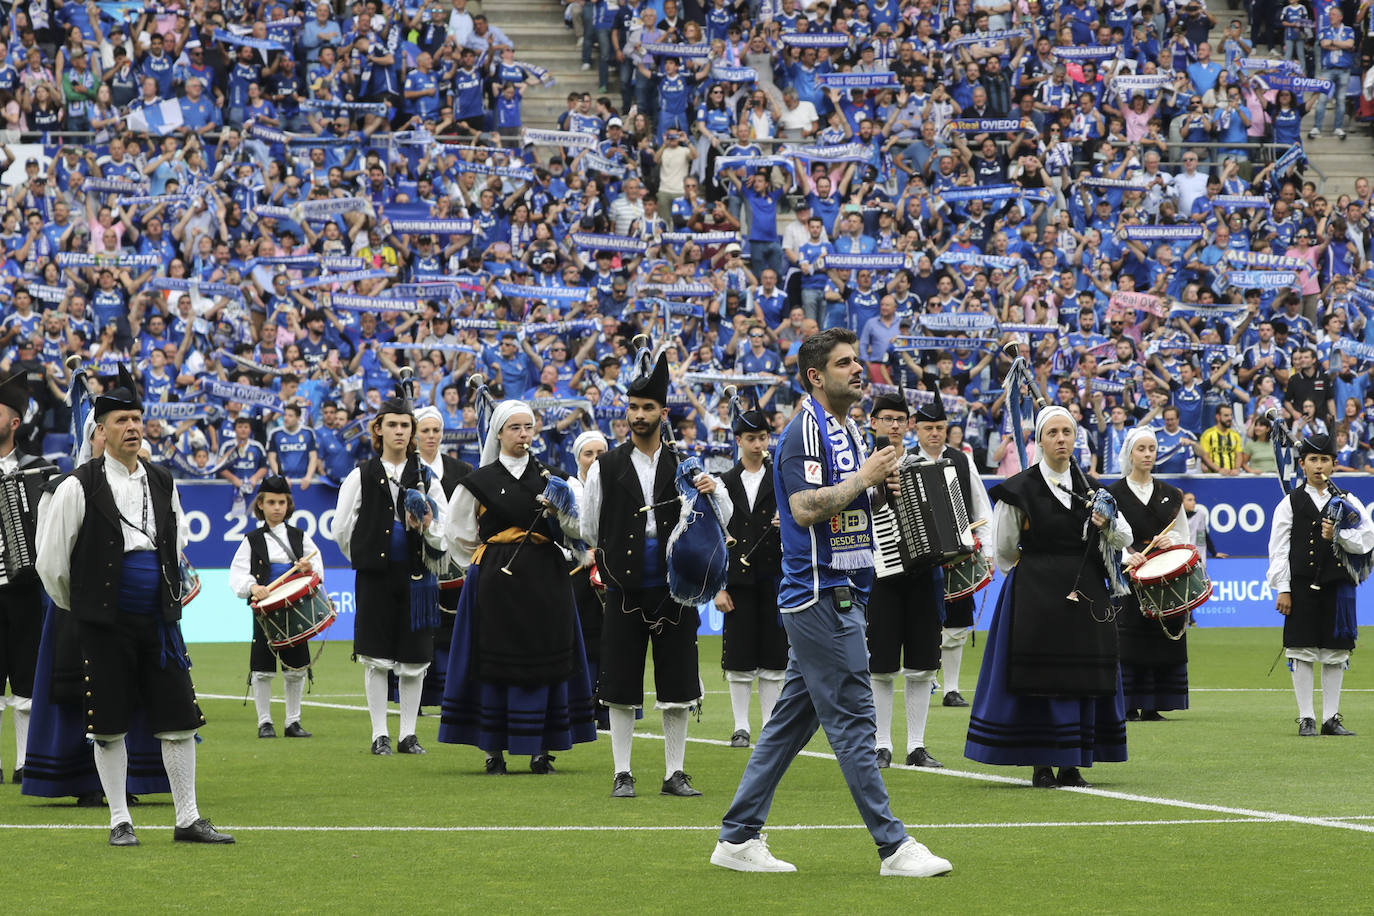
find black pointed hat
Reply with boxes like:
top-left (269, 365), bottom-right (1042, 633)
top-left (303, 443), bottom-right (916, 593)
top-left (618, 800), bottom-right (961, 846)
top-left (870, 390), bottom-right (909, 417)
top-left (1298, 433), bottom-right (1336, 459)
top-left (730, 388), bottom-right (769, 434)
top-left (258, 475), bottom-right (291, 497)
top-left (0, 372), bottom-right (29, 417)
top-left (626, 337), bottom-right (670, 406)
top-left (914, 386), bottom-right (947, 423)
top-left (93, 364), bottom-right (142, 420)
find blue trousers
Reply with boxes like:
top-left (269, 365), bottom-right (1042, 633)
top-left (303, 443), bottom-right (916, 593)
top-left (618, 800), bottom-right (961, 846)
top-left (719, 589), bottom-right (909, 858)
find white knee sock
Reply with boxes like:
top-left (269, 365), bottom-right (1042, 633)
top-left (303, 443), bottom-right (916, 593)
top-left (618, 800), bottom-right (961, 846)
top-left (283, 671), bottom-right (306, 726)
top-left (398, 674), bottom-right (423, 740)
top-left (662, 707), bottom-right (688, 780)
top-left (871, 673), bottom-right (895, 751)
top-left (757, 671), bottom-right (784, 727)
top-left (905, 671), bottom-right (937, 752)
top-left (12, 699), bottom-right (30, 769)
top-left (941, 647), bottom-right (964, 695)
top-left (92, 735), bottom-right (130, 829)
top-left (726, 672), bottom-right (753, 733)
top-left (1291, 660), bottom-right (1315, 720)
top-left (252, 674), bottom-right (274, 726)
top-left (364, 666), bottom-right (390, 740)
top-left (160, 737), bottom-right (200, 829)
top-left (608, 706), bottom-right (635, 774)
top-left (1321, 663), bottom-right (1345, 722)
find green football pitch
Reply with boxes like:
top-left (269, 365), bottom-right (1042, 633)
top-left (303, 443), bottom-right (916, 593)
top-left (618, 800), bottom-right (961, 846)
top-left (3, 628), bottom-right (1371, 913)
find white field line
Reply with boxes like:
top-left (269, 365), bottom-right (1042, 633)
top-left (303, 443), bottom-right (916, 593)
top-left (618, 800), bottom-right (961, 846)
top-left (195, 695), bottom-right (1374, 835)
top-left (0, 818), bottom-right (1269, 833)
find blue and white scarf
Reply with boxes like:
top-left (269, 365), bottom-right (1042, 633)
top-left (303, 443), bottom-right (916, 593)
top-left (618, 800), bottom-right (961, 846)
top-left (571, 232), bottom-right (647, 254)
top-left (805, 395), bottom-right (873, 571)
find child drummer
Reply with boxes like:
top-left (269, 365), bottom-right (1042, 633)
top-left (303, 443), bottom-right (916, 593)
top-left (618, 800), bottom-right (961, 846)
top-left (229, 476), bottom-right (322, 739)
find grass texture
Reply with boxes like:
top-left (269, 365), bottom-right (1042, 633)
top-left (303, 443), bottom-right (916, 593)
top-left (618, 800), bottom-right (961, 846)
top-left (2, 627), bottom-right (1371, 913)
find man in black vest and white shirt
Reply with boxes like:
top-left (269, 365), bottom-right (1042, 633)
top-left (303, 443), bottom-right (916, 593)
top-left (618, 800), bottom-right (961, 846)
top-left (333, 396), bottom-right (448, 756)
top-left (580, 346), bottom-right (731, 799)
top-left (0, 372), bottom-right (56, 786)
top-left (36, 366), bottom-right (231, 846)
top-left (716, 402), bottom-right (786, 749)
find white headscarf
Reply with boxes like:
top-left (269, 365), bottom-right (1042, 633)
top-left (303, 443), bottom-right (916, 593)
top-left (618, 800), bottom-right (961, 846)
top-left (1118, 426), bottom-right (1158, 476)
top-left (1033, 405), bottom-right (1075, 445)
top-left (572, 428), bottom-right (607, 464)
top-left (414, 405), bottom-right (444, 427)
top-left (480, 400), bottom-right (534, 467)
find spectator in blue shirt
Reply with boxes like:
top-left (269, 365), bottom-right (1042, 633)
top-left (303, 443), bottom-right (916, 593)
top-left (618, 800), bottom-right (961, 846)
top-left (1312, 7), bottom-right (1356, 138)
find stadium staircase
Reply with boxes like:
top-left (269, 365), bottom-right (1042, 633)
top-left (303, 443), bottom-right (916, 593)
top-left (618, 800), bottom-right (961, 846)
top-left (485, 0), bottom-right (601, 129)
top-left (493, 1), bottom-right (1367, 197)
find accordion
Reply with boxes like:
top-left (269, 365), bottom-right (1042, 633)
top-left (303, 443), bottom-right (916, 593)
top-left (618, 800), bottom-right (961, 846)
top-left (0, 470), bottom-right (38, 583)
top-left (872, 459), bottom-right (974, 579)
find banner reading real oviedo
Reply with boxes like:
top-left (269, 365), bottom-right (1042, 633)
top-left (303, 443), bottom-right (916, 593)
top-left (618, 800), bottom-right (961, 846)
top-left (174, 476), bottom-right (1374, 643)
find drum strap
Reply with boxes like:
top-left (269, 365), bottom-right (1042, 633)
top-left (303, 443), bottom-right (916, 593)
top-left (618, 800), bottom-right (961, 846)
top-left (265, 528), bottom-right (298, 563)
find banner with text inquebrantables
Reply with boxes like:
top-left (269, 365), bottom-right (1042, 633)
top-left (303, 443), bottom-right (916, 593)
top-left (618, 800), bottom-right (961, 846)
top-left (175, 475), bottom-right (1374, 643)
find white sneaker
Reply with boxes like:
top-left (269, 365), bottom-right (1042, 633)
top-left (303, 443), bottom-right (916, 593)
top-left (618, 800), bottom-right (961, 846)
top-left (1309, 128), bottom-right (1320, 139)
top-left (879, 838), bottom-right (953, 877)
top-left (1335, 128), bottom-right (1347, 139)
top-left (580, 62), bottom-right (591, 71)
top-left (711, 835), bottom-right (797, 873)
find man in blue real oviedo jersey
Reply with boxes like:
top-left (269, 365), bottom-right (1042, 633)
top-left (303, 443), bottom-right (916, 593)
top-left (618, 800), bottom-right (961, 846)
top-left (711, 327), bottom-right (954, 878)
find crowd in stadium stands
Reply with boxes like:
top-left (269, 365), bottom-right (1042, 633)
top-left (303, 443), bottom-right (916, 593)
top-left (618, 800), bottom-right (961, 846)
top-left (0, 0), bottom-right (1372, 489)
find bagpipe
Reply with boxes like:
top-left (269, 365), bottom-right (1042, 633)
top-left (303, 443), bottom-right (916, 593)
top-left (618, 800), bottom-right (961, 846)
top-left (999, 343), bottom-right (1128, 610)
top-left (625, 336), bottom-right (733, 608)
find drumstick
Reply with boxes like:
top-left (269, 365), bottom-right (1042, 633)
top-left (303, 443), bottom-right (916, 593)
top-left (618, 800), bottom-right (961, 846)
top-left (261, 549), bottom-right (320, 595)
top-left (1139, 517), bottom-right (1182, 558)
top-left (969, 519), bottom-right (987, 531)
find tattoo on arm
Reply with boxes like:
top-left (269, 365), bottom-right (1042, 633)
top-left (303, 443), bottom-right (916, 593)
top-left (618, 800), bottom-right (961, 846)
top-left (789, 475), bottom-right (867, 529)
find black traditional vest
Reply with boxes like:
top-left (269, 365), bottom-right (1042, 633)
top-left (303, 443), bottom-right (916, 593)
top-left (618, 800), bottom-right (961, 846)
top-left (990, 467), bottom-right (1105, 573)
top-left (350, 454), bottom-right (426, 573)
top-left (438, 454), bottom-right (474, 500)
top-left (69, 458), bottom-right (182, 623)
top-left (461, 455), bottom-right (568, 544)
top-left (1288, 488), bottom-right (1354, 586)
top-left (723, 460), bottom-right (779, 585)
top-left (594, 441), bottom-right (681, 589)
top-left (1107, 478), bottom-right (1182, 553)
top-left (247, 524), bottom-right (306, 589)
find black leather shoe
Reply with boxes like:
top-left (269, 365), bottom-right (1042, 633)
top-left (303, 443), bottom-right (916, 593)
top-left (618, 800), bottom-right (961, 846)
top-left (530, 753), bottom-right (556, 774)
top-left (258, 722), bottom-right (277, 739)
top-left (1322, 714), bottom-right (1355, 736)
top-left (1297, 717), bottom-right (1318, 737)
top-left (1141, 711), bottom-right (1167, 722)
top-left (661, 771), bottom-right (702, 797)
top-left (1031, 767), bottom-right (1058, 788)
top-left (611, 771), bottom-right (636, 797)
top-left (875, 747), bottom-right (892, 768)
top-left (77, 792), bottom-right (104, 807)
top-left (485, 754), bottom-right (507, 774)
top-left (1125, 709), bottom-right (1141, 722)
top-left (730, 729), bottom-right (750, 747)
top-left (942, 691), bottom-right (969, 708)
top-left (371, 736), bottom-right (393, 755)
top-left (173, 818), bottom-right (235, 844)
top-left (906, 747), bottom-right (945, 768)
top-left (397, 735), bottom-right (425, 754)
top-left (109, 822), bottom-right (139, 847)
top-left (11, 767), bottom-right (21, 785)
top-left (1057, 767), bottom-right (1092, 788)
top-left (284, 722), bottom-right (312, 738)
